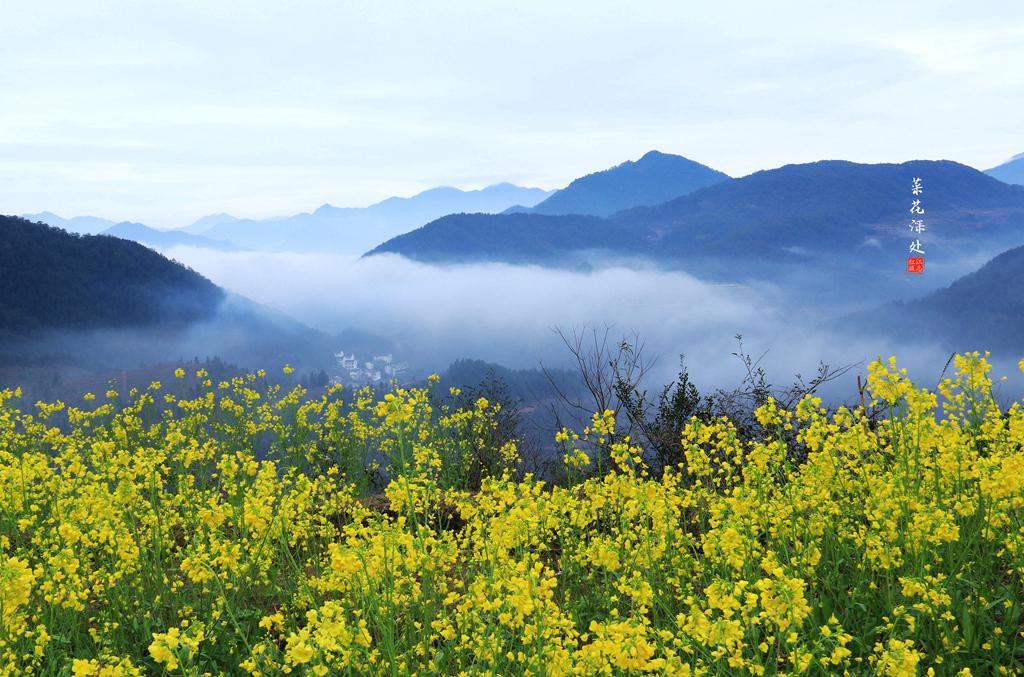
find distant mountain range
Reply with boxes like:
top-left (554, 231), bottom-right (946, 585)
top-left (986, 153), bottom-right (1024, 186)
top-left (22, 152), bottom-right (1024, 271)
top-left (22, 183), bottom-right (552, 254)
top-left (13, 149), bottom-right (1024, 374)
top-left (506, 151), bottom-right (730, 217)
top-left (20, 211), bottom-right (116, 235)
top-left (103, 222), bottom-right (240, 252)
top-left (24, 151), bottom-right (734, 255)
top-left (187, 183), bottom-right (553, 253)
top-left (19, 215), bottom-right (241, 252)
top-left (369, 160), bottom-right (1024, 304)
top-left (180, 212), bottom-right (243, 235)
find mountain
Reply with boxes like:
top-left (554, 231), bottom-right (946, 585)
top-left (517, 150), bottom-right (730, 217)
top-left (986, 153), bottom-right (1024, 186)
top-left (0, 215), bottom-right (340, 373)
top-left (181, 212), bottom-right (241, 234)
top-left (369, 160), bottom-right (1024, 303)
top-left (1, 215), bottom-right (224, 333)
top-left (103, 221), bottom-right (241, 252)
top-left (844, 244), bottom-right (1024, 353)
top-left (367, 212), bottom-right (609, 264)
top-left (616, 159), bottom-right (1024, 257)
top-left (24, 214), bottom-right (241, 252)
top-left (193, 183), bottom-right (553, 253)
top-left (21, 211), bottom-right (116, 235)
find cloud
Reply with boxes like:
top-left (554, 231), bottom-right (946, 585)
top-left (4, 1), bottom-right (1024, 225)
top-left (169, 248), bottom-right (765, 368)
top-left (163, 247), bottom-right (1017, 403)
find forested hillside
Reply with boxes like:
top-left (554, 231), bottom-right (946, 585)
top-left (0, 215), bottom-right (224, 333)
top-left (845, 243), bottom-right (1024, 352)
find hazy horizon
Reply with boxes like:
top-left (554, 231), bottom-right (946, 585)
top-left (17, 151), bottom-right (1024, 231)
top-left (21, 179), bottom-right (558, 230)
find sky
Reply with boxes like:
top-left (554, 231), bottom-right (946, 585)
top-left (3, 0), bottom-right (1023, 227)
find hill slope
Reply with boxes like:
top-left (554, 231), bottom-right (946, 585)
top-left (518, 150), bottom-right (730, 217)
top-left (0, 215), bottom-right (344, 374)
top-left (986, 153), bottom-right (1024, 186)
top-left (367, 212), bottom-right (613, 264)
top-left (846, 244), bottom-right (1024, 353)
top-left (0, 215), bottom-right (224, 333)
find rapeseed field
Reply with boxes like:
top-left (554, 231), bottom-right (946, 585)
top-left (1, 354), bottom-right (1022, 675)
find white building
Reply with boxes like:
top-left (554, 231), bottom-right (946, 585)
top-left (335, 351), bottom-right (359, 371)
top-left (334, 349), bottom-right (408, 386)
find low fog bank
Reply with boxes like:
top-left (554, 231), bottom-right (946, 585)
top-left (0, 293), bottom-right (340, 400)
top-left (165, 247), bottom-right (1024, 407)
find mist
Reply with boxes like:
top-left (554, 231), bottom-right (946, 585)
top-left (164, 247), bottom-right (1024, 406)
